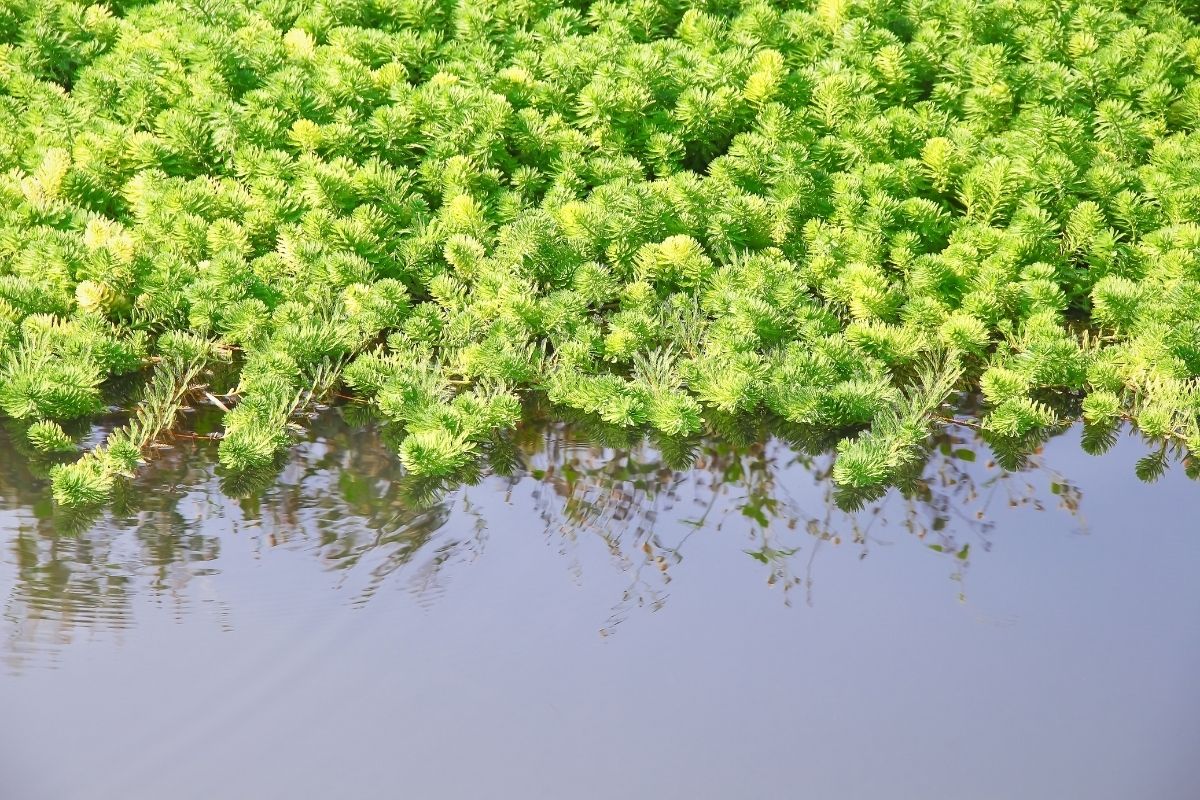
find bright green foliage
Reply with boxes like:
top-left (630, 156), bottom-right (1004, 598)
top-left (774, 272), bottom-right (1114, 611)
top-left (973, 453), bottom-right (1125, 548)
top-left (49, 332), bottom-right (217, 505)
top-left (0, 314), bottom-right (144, 420)
top-left (2, 0), bottom-right (1200, 502)
top-left (832, 355), bottom-right (962, 495)
top-left (26, 418), bottom-right (75, 453)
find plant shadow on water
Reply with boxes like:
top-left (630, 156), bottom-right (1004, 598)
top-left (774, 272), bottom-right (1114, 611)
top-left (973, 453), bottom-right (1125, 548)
top-left (0, 396), bottom-right (1106, 671)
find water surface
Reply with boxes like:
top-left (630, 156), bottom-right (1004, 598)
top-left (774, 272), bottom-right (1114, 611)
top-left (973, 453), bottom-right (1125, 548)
top-left (1, 413), bottom-right (1198, 800)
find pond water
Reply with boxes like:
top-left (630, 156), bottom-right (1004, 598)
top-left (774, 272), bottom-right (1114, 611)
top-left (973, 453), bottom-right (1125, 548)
top-left (1, 412), bottom-right (1198, 800)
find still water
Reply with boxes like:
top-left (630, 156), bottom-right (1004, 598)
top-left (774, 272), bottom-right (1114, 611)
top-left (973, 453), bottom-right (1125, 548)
top-left (1, 411), bottom-right (1197, 800)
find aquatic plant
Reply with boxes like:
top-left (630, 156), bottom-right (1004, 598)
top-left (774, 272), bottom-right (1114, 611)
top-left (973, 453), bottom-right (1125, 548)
top-left (0, 0), bottom-right (1198, 505)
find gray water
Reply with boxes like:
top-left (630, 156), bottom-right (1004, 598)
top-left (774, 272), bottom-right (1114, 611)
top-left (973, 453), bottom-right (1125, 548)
top-left (1, 413), bottom-right (1198, 800)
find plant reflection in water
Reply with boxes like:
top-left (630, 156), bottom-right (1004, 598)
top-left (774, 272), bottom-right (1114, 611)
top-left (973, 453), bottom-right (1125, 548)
top-left (1, 404), bottom-right (1086, 665)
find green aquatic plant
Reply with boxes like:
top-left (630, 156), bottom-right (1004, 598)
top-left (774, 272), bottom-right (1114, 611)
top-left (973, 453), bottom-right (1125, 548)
top-left (49, 331), bottom-right (219, 505)
top-left (1, 0), bottom-right (1199, 505)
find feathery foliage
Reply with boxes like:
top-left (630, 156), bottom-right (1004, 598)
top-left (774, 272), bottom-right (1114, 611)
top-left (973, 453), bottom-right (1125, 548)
top-left (49, 332), bottom-right (219, 505)
top-left (0, 0), bottom-right (1199, 504)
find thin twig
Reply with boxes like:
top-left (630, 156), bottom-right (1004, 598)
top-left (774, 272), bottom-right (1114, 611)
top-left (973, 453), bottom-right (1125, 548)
top-left (203, 391), bottom-right (231, 413)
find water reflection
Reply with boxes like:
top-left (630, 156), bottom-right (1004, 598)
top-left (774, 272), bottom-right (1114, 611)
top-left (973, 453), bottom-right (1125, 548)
top-left (525, 420), bottom-right (1084, 630)
top-left (0, 405), bottom-right (1097, 669)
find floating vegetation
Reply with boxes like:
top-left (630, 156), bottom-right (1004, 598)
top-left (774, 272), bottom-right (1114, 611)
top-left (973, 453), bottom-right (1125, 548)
top-left (0, 0), bottom-right (1198, 506)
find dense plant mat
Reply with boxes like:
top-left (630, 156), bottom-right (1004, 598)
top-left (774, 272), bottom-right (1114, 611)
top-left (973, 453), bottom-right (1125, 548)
top-left (1, 0), bottom-right (1199, 506)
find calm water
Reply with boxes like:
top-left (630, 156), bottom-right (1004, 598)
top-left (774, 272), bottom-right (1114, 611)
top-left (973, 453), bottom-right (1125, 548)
top-left (1, 412), bottom-right (1198, 800)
